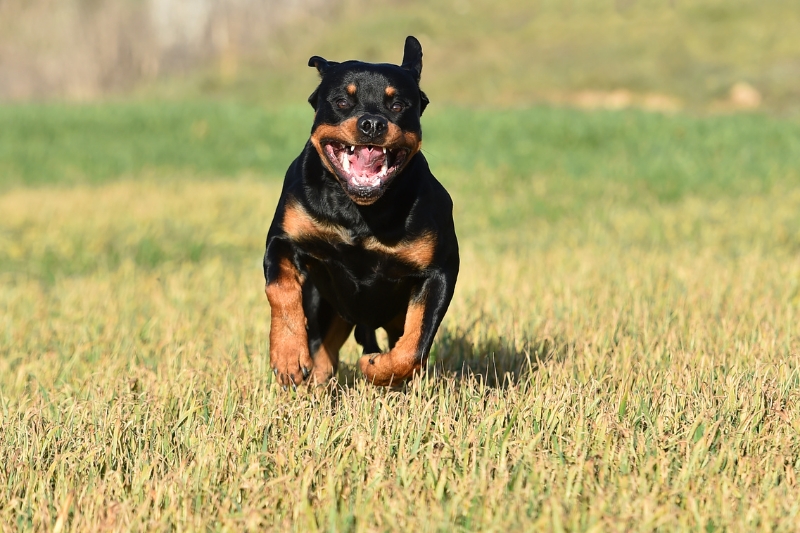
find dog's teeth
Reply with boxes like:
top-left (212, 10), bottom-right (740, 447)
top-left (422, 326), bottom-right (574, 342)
top-left (349, 145), bottom-right (355, 153)
top-left (342, 152), bottom-right (350, 172)
top-left (382, 147), bottom-right (387, 154)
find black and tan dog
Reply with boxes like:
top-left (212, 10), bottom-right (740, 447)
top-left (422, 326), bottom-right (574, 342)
top-left (263, 36), bottom-right (458, 387)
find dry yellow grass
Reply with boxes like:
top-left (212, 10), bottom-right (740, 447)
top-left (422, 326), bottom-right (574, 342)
top-left (1, 179), bottom-right (799, 531)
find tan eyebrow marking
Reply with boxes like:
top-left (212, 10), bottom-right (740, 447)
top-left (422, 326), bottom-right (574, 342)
top-left (385, 86), bottom-right (396, 97)
top-left (347, 84), bottom-right (357, 95)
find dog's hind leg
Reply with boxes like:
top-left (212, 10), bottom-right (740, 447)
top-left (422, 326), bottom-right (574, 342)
top-left (303, 283), bottom-right (353, 385)
top-left (383, 313), bottom-right (405, 350)
top-left (358, 269), bottom-right (458, 387)
top-left (354, 324), bottom-right (381, 354)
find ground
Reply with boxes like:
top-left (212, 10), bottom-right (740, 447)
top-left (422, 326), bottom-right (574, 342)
top-left (1, 104), bottom-right (799, 530)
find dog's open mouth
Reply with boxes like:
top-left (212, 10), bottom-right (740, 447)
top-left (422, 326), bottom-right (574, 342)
top-left (323, 142), bottom-right (408, 195)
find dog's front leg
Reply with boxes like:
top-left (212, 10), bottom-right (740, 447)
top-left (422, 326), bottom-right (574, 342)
top-left (358, 270), bottom-right (456, 387)
top-left (264, 248), bottom-right (313, 387)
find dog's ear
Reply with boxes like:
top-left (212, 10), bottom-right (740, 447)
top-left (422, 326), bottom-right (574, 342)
top-left (308, 56), bottom-right (338, 76)
top-left (402, 37), bottom-right (428, 114)
top-left (308, 56), bottom-right (338, 110)
top-left (308, 86), bottom-right (320, 110)
top-left (401, 36), bottom-right (423, 82)
top-left (419, 89), bottom-right (430, 116)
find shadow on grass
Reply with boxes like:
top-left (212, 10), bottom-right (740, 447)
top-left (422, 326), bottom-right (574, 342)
top-left (430, 329), bottom-right (572, 388)
top-left (333, 329), bottom-right (572, 390)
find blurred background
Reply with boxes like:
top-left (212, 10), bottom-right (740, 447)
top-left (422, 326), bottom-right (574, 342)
top-left (2, 0), bottom-right (799, 112)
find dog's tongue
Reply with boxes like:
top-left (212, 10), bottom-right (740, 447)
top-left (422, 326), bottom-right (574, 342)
top-left (349, 146), bottom-right (385, 178)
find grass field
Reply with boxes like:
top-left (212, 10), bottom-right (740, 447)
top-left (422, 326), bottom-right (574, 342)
top-left (2, 102), bottom-right (800, 530)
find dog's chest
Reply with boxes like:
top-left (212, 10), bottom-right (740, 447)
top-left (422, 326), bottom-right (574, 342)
top-left (298, 233), bottom-right (432, 281)
top-left (297, 236), bottom-right (427, 324)
top-left (283, 202), bottom-right (435, 279)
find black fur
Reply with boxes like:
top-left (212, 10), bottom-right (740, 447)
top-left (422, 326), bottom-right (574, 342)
top-left (264, 36), bottom-right (458, 387)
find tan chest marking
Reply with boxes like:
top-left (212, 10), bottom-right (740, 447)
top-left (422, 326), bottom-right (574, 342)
top-left (363, 232), bottom-right (437, 269)
top-left (284, 201), bottom-right (436, 268)
top-left (283, 201), bottom-right (352, 244)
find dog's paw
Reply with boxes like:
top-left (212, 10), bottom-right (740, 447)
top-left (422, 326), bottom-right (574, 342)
top-left (307, 363), bottom-right (336, 387)
top-left (270, 345), bottom-right (314, 388)
top-left (358, 352), bottom-right (418, 387)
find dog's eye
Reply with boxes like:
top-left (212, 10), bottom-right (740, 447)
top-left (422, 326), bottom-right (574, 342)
top-left (336, 99), bottom-right (350, 109)
top-left (390, 102), bottom-right (404, 113)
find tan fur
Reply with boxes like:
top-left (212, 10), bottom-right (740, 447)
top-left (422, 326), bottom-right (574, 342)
top-left (309, 119), bottom-right (423, 205)
top-left (385, 123), bottom-right (422, 159)
top-left (310, 119), bottom-right (422, 172)
top-left (309, 314), bottom-right (353, 385)
top-left (363, 232), bottom-right (436, 269)
top-left (383, 312), bottom-right (406, 349)
top-left (358, 301), bottom-right (426, 386)
top-left (309, 118), bottom-right (361, 175)
top-left (283, 200), bottom-right (352, 244)
top-left (265, 256), bottom-right (313, 385)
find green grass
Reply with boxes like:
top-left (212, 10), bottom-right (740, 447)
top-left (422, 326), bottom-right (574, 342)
top-left (0, 103), bottom-right (308, 188)
top-left (3, 102), bottom-right (800, 194)
top-left (2, 102), bottom-right (800, 530)
top-left (2, 101), bottom-right (800, 243)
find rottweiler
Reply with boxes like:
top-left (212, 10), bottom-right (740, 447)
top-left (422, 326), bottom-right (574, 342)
top-left (263, 36), bottom-right (459, 387)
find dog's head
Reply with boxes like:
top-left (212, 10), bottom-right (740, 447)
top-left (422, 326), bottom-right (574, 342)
top-left (306, 36), bottom-right (430, 206)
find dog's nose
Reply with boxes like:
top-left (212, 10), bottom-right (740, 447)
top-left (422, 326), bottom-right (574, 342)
top-left (357, 115), bottom-right (388, 139)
